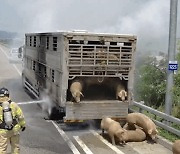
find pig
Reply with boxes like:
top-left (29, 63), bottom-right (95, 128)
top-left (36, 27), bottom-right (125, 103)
top-left (96, 50), bottom-right (119, 65)
top-left (116, 128), bottom-right (146, 143)
top-left (123, 122), bottom-right (138, 130)
top-left (108, 54), bottom-right (119, 61)
top-left (101, 117), bottom-right (112, 134)
top-left (96, 50), bottom-right (118, 61)
top-left (70, 81), bottom-right (84, 103)
top-left (116, 84), bottom-right (127, 101)
top-left (126, 113), bottom-right (158, 141)
top-left (101, 117), bottom-right (124, 145)
top-left (172, 140), bottom-right (180, 154)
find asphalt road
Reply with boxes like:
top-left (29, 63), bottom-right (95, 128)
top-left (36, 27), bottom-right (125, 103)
top-left (0, 43), bottom-right (173, 154)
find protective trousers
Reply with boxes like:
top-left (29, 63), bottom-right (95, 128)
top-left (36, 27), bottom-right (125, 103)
top-left (0, 130), bottom-right (20, 154)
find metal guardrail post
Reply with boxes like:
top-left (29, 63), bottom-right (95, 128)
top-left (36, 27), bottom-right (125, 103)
top-left (138, 101), bottom-right (144, 113)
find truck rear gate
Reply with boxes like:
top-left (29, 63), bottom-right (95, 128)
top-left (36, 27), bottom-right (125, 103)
top-left (65, 100), bottom-right (128, 121)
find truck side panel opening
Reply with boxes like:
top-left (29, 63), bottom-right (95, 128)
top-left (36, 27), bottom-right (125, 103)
top-left (66, 77), bottom-right (128, 101)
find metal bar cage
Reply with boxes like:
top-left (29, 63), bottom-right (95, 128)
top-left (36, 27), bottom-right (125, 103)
top-left (67, 38), bottom-right (135, 80)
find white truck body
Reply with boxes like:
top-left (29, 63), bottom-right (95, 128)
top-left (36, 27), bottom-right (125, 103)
top-left (22, 31), bottom-right (137, 121)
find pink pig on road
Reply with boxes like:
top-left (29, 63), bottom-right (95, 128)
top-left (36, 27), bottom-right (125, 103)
top-left (126, 113), bottom-right (158, 141)
top-left (172, 140), bottom-right (180, 154)
top-left (101, 117), bottom-right (125, 145)
top-left (116, 128), bottom-right (146, 143)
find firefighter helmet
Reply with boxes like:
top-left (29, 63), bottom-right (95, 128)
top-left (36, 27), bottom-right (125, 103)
top-left (0, 87), bottom-right (9, 97)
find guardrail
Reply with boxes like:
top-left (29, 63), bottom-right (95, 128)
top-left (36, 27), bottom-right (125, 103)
top-left (129, 101), bottom-right (180, 137)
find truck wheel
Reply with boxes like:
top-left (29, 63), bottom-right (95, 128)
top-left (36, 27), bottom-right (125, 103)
top-left (46, 106), bottom-right (65, 120)
top-left (47, 106), bottom-right (56, 119)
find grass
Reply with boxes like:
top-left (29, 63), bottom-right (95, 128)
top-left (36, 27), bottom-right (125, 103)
top-left (158, 127), bottom-right (179, 142)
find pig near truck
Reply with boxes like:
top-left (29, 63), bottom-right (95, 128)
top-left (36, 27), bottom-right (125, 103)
top-left (22, 31), bottom-right (137, 121)
top-left (126, 113), bottom-right (158, 141)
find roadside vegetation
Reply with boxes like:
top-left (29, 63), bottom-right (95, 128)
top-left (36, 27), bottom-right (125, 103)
top-left (134, 51), bottom-right (180, 142)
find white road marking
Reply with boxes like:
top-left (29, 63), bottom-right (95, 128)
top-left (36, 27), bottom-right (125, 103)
top-left (13, 64), bottom-right (21, 76)
top-left (0, 46), bottom-right (21, 76)
top-left (0, 46), bottom-right (9, 57)
top-left (90, 130), bottom-right (125, 154)
top-left (51, 121), bottom-right (81, 154)
top-left (73, 136), bottom-right (93, 154)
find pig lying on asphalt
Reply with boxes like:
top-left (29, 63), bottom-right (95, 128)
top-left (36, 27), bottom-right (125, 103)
top-left (116, 84), bottom-right (127, 101)
top-left (70, 81), bottom-right (84, 103)
top-left (172, 140), bottom-right (180, 154)
top-left (101, 117), bottom-right (124, 145)
top-left (116, 128), bottom-right (146, 143)
top-left (126, 113), bottom-right (158, 141)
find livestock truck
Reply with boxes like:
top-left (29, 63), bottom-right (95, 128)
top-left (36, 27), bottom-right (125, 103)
top-left (22, 31), bottom-right (137, 122)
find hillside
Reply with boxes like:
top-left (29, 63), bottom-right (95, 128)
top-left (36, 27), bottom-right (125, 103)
top-left (0, 30), bottom-right (17, 39)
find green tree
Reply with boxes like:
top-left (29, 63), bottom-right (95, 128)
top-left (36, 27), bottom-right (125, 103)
top-left (136, 55), bottom-right (167, 107)
top-left (172, 52), bottom-right (180, 118)
top-left (135, 51), bottom-right (179, 118)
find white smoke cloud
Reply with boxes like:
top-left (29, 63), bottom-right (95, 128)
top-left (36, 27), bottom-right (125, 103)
top-left (0, 0), bottom-right (180, 53)
top-left (39, 89), bottom-right (55, 116)
top-left (95, 0), bottom-right (170, 52)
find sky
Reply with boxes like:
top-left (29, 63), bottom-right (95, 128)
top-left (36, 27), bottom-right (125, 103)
top-left (0, 0), bottom-right (180, 53)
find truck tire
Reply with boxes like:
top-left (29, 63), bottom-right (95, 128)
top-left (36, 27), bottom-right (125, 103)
top-left (45, 106), bottom-right (65, 120)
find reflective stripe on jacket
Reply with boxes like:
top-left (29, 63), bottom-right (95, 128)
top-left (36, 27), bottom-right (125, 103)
top-left (0, 101), bottom-right (25, 133)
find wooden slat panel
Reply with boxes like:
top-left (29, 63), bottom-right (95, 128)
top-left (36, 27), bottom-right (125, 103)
top-left (65, 100), bottom-right (128, 120)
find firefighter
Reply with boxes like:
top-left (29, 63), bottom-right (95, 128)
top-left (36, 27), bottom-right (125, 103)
top-left (0, 87), bottom-right (26, 154)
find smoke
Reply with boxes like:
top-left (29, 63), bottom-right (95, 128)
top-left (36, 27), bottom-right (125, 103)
top-left (0, 0), bottom-right (180, 53)
top-left (95, 0), bottom-right (170, 53)
top-left (17, 89), bottom-right (55, 116)
top-left (39, 89), bottom-right (55, 116)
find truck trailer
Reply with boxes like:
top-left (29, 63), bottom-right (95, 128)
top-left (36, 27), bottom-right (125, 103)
top-left (22, 31), bottom-right (137, 121)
